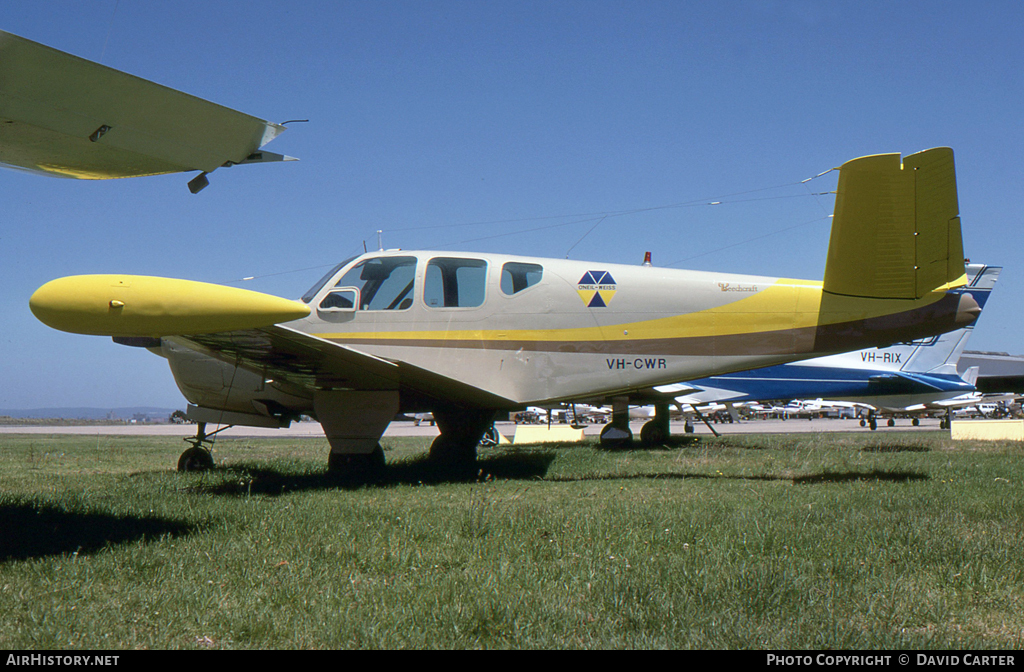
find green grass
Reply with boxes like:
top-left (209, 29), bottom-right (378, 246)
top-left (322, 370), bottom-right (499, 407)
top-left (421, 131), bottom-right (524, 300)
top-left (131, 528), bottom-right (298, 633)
top-left (1, 431), bottom-right (1022, 648)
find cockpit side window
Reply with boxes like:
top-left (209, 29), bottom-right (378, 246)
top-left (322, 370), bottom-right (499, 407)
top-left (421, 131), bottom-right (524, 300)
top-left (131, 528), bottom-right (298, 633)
top-left (333, 256), bottom-right (417, 310)
top-left (500, 262), bottom-right (543, 295)
top-left (424, 257), bottom-right (487, 308)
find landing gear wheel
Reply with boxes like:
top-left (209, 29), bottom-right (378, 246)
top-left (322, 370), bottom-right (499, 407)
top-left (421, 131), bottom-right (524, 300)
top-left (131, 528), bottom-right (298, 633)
top-left (912, 418), bottom-right (920, 426)
top-left (328, 445), bottom-right (386, 481)
top-left (599, 422), bottom-right (633, 448)
top-left (640, 420), bottom-right (668, 447)
top-left (178, 446), bottom-right (214, 472)
top-left (178, 421), bottom-right (229, 472)
top-left (859, 418), bottom-right (867, 427)
top-left (887, 418), bottom-right (896, 427)
top-left (428, 435), bottom-right (478, 478)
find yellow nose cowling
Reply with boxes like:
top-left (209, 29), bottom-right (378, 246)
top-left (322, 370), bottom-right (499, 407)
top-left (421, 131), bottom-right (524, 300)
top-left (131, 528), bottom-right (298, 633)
top-left (30, 274), bottom-right (310, 337)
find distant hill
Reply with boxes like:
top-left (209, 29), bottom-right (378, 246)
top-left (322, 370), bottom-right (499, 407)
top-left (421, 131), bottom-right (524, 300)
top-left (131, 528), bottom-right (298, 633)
top-left (0, 407), bottom-right (181, 421)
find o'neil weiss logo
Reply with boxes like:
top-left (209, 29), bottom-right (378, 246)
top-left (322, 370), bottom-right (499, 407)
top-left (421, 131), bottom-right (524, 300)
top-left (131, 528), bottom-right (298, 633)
top-left (577, 271), bottom-right (617, 308)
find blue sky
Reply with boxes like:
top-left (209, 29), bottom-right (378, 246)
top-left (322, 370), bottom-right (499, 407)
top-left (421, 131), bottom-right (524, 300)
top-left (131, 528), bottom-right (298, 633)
top-left (2, 1), bottom-right (1022, 409)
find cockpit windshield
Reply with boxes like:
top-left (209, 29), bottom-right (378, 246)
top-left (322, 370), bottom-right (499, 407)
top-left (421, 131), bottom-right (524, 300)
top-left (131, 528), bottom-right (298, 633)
top-left (300, 257), bottom-right (357, 304)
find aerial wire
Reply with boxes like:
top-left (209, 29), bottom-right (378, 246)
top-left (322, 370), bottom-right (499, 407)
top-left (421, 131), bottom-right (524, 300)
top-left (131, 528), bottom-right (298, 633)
top-left (664, 215), bottom-right (832, 267)
top-left (565, 215), bottom-right (608, 258)
top-left (209, 356), bottom-right (242, 453)
top-left (664, 168), bottom-right (838, 267)
top-left (384, 178), bottom-right (816, 234)
top-left (227, 167), bottom-right (839, 283)
top-left (99, 0), bottom-right (121, 63)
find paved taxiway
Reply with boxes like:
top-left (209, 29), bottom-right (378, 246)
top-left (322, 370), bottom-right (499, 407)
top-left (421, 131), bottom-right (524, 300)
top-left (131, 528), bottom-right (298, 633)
top-left (0, 417), bottom-right (946, 439)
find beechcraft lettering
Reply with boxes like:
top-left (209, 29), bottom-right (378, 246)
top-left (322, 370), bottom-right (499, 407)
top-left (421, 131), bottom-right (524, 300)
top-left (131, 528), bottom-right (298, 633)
top-left (718, 282), bottom-right (759, 292)
top-left (607, 358), bottom-right (668, 370)
top-left (861, 352), bottom-right (902, 364)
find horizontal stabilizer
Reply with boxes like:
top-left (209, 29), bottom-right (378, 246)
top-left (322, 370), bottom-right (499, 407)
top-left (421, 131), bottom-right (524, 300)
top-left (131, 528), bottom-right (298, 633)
top-left (823, 148), bottom-right (965, 300)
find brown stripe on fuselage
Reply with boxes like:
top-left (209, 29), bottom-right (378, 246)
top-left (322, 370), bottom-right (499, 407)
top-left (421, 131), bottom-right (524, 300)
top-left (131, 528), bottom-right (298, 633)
top-left (324, 293), bottom-right (965, 358)
top-left (812, 290), bottom-right (968, 352)
top-left (327, 327), bottom-right (815, 357)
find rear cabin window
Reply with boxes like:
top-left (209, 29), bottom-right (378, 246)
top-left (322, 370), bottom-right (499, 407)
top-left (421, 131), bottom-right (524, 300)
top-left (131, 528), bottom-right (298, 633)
top-left (500, 262), bottom-right (543, 295)
top-left (331, 256), bottom-right (417, 310)
top-left (424, 257), bottom-right (487, 308)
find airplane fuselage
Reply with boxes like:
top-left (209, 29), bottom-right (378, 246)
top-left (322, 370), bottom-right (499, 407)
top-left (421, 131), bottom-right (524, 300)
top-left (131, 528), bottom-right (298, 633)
top-left (266, 249), bottom-right (975, 410)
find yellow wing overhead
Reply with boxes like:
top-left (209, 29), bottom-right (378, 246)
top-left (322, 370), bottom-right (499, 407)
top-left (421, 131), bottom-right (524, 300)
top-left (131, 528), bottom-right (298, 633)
top-left (823, 147), bottom-right (966, 300)
top-left (0, 29), bottom-right (294, 184)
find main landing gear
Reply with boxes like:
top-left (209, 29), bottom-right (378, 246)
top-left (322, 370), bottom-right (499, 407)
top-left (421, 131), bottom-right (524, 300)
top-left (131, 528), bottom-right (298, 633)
top-left (429, 409), bottom-right (496, 477)
top-left (599, 399), bottom-right (679, 448)
top-left (599, 397), bottom-right (632, 448)
top-left (328, 444), bottom-right (386, 480)
top-left (859, 411), bottom-right (879, 431)
top-left (639, 402), bottom-right (672, 447)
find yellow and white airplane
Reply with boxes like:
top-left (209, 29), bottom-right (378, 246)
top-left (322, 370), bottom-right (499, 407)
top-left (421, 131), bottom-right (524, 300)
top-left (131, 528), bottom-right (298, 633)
top-left (6, 30), bottom-right (978, 476)
top-left (30, 146), bottom-right (978, 475)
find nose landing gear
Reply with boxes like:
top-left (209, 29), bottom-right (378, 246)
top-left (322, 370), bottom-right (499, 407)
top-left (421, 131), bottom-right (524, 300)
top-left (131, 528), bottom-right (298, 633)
top-left (177, 422), bottom-right (228, 471)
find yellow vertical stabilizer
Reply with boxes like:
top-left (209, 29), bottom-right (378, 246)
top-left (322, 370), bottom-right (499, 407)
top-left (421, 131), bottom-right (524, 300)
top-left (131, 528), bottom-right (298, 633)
top-left (823, 147), bottom-right (966, 300)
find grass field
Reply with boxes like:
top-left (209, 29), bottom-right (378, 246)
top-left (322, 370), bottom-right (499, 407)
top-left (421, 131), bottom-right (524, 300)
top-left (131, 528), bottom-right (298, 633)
top-left (1, 430), bottom-right (1022, 649)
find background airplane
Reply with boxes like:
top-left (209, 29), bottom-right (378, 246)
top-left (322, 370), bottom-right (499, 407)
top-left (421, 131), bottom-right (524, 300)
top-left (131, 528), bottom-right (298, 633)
top-left (0, 29), bottom-right (295, 192)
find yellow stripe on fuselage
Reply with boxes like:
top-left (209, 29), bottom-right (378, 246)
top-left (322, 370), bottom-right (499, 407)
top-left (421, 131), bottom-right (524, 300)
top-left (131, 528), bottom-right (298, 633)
top-left (313, 278), bottom-right (947, 344)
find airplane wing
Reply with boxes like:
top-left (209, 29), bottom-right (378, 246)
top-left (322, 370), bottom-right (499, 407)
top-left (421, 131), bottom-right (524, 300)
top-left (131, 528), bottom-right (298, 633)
top-left (923, 392), bottom-right (1020, 410)
top-left (0, 30), bottom-right (294, 189)
top-left (175, 324), bottom-right (517, 410)
top-left (30, 273), bottom-right (516, 413)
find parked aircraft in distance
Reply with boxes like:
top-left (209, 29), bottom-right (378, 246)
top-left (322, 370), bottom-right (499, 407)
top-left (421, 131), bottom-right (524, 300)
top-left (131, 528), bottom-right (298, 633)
top-left (649, 265), bottom-right (999, 436)
top-left (889, 388), bottom-right (1019, 429)
top-left (0, 29), bottom-right (295, 192)
top-left (30, 147), bottom-right (980, 476)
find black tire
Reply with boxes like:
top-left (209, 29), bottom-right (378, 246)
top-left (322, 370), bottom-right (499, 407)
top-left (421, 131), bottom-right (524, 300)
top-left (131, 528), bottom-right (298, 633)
top-left (178, 446), bottom-right (214, 472)
top-left (328, 445), bottom-right (386, 480)
top-left (639, 420), bottom-right (667, 447)
top-left (428, 435), bottom-right (479, 478)
top-left (600, 422), bottom-right (633, 448)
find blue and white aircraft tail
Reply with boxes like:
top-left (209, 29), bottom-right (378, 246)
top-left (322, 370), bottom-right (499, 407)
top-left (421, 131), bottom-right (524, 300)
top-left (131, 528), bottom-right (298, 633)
top-left (658, 264), bottom-right (1000, 416)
